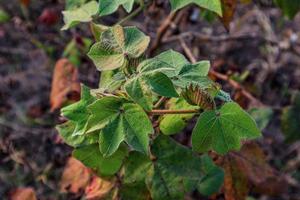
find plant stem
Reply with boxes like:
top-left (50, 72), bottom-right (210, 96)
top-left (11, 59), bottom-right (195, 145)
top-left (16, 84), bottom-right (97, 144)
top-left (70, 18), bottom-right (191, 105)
top-left (153, 97), bottom-right (167, 108)
top-left (148, 109), bottom-right (200, 115)
top-left (117, 0), bottom-right (145, 25)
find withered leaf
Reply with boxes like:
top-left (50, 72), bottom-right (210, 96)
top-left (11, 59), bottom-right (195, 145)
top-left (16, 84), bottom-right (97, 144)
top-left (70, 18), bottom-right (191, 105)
top-left (222, 142), bottom-right (287, 200)
top-left (60, 157), bottom-right (91, 193)
top-left (9, 187), bottom-right (37, 200)
top-left (50, 58), bottom-right (81, 111)
top-left (84, 176), bottom-right (115, 200)
top-left (220, 0), bottom-right (237, 30)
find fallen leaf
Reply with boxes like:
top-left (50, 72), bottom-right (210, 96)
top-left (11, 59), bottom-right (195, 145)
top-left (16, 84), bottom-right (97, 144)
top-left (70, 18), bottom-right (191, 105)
top-left (223, 155), bottom-right (249, 200)
top-left (222, 142), bottom-right (287, 199)
top-left (60, 157), bottom-right (91, 193)
top-left (220, 0), bottom-right (237, 30)
top-left (50, 58), bottom-right (80, 111)
top-left (9, 187), bottom-right (37, 200)
top-left (85, 176), bottom-right (115, 199)
top-left (38, 9), bottom-right (59, 26)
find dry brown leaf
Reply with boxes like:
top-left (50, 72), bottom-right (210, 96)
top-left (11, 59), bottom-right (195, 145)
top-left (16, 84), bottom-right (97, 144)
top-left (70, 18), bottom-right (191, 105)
top-left (85, 176), bottom-right (115, 200)
top-left (223, 156), bottom-right (249, 200)
top-left (60, 157), bottom-right (91, 194)
top-left (232, 142), bottom-right (287, 196)
top-left (50, 58), bottom-right (80, 111)
top-left (220, 0), bottom-right (237, 30)
top-left (9, 187), bottom-right (37, 200)
top-left (222, 142), bottom-right (287, 200)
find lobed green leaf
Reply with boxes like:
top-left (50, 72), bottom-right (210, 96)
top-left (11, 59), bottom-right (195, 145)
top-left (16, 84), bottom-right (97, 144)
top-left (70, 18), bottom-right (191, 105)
top-left (88, 25), bottom-right (150, 71)
top-left (192, 102), bottom-right (261, 154)
top-left (99, 0), bottom-right (135, 17)
top-left (62, 1), bottom-right (98, 30)
top-left (73, 143), bottom-right (128, 176)
top-left (123, 135), bottom-right (224, 199)
top-left (169, 0), bottom-right (223, 16)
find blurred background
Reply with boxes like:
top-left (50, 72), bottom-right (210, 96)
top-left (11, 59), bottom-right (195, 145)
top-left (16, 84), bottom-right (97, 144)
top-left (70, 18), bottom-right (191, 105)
top-left (0, 0), bottom-right (300, 199)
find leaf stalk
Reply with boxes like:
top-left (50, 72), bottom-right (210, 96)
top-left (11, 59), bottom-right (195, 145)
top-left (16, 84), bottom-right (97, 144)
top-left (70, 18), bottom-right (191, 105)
top-left (117, 0), bottom-right (145, 25)
top-left (148, 109), bottom-right (200, 115)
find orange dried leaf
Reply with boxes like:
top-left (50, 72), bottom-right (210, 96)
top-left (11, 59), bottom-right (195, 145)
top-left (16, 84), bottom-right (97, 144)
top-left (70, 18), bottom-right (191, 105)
top-left (85, 176), bottom-right (114, 200)
top-left (60, 157), bottom-right (91, 193)
top-left (220, 0), bottom-right (237, 30)
top-left (50, 58), bottom-right (80, 111)
top-left (9, 187), bottom-right (37, 200)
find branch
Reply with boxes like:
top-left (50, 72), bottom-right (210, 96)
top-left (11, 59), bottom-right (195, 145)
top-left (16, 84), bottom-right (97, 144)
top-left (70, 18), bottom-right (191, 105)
top-left (179, 38), bottom-right (263, 106)
top-left (148, 109), bottom-right (200, 115)
top-left (149, 11), bottom-right (177, 54)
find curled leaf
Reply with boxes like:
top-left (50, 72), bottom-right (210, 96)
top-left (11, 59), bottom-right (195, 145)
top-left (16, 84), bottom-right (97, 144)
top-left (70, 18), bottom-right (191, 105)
top-left (181, 84), bottom-right (216, 110)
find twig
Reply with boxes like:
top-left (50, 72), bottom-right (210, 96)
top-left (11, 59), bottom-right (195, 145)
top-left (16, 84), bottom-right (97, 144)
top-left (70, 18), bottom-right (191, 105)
top-left (149, 11), bottom-right (177, 54)
top-left (165, 32), bottom-right (279, 46)
top-left (117, 0), bottom-right (145, 25)
top-left (148, 109), bottom-right (200, 115)
top-left (179, 37), bottom-right (263, 106)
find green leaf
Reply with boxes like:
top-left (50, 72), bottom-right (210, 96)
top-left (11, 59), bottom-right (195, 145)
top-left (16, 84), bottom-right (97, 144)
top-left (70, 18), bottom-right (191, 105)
top-left (196, 154), bottom-right (224, 196)
top-left (249, 107), bottom-right (273, 131)
top-left (99, 0), bottom-right (135, 16)
top-left (123, 135), bottom-right (224, 199)
top-left (56, 121), bottom-right (98, 147)
top-left (0, 8), bottom-right (10, 24)
top-left (88, 25), bottom-right (150, 71)
top-left (124, 71), bottom-right (179, 109)
top-left (98, 70), bottom-right (125, 92)
top-left (61, 85), bottom-right (95, 136)
top-left (281, 92), bottom-right (300, 143)
top-left (160, 98), bottom-right (198, 135)
top-left (90, 23), bottom-right (109, 41)
top-left (73, 143), bottom-right (128, 176)
top-left (85, 97), bottom-right (153, 157)
top-left (84, 96), bottom-right (124, 134)
top-left (120, 182), bottom-right (151, 200)
top-left (123, 152), bottom-right (152, 184)
top-left (124, 77), bottom-right (153, 111)
top-left (123, 103), bottom-right (153, 153)
top-left (143, 72), bottom-right (179, 97)
top-left (62, 1), bottom-right (99, 30)
top-left (137, 50), bottom-right (213, 90)
top-left (169, 0), bottom-right (223, 16)
top-left (192, 102), bottom-right (261, 154)
top-left (65, 0), bottom-right (88, 9)
top-left (275, 0), bottom-right (300, 19)
top-left (173, 61), bottom-right (211, 88)
top-left (179, 61), bottom-right (210, 77)
top-left (138, 50), bottom-right (188, 77)
top-left (99, 115), bottom-right (126, 157)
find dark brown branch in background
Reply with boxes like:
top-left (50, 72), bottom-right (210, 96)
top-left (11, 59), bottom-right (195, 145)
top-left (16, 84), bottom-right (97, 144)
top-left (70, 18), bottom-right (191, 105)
top-left (149, 12), bottom-right (177, 55)
top-left (179, 37), bottom-right (263, 107)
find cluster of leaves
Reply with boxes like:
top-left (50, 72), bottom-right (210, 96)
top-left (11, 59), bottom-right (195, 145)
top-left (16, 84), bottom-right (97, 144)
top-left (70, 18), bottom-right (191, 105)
top-left (56, 0), bottom-right (267, 199)
top-left (62, 0), bottom-right (300, 32)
